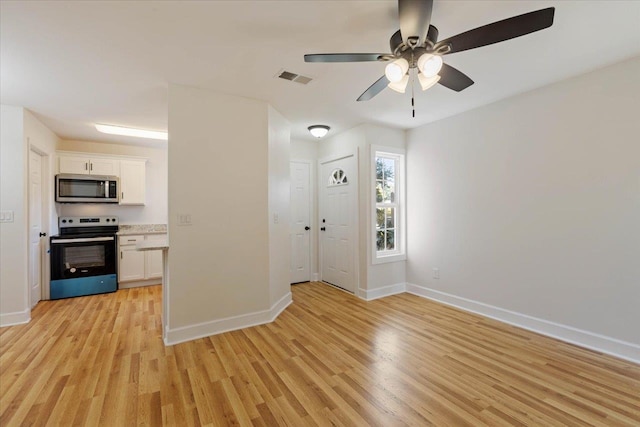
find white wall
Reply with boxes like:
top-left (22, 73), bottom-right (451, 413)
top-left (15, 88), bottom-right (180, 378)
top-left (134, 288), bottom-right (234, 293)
top-left (1, 107), bottom-right (59, 325)
top-left (0, 105), bottom-right (29, 325)
top-left (56, 140), bottom-right (168, 225)
top-left (318, 124), bottom-right (406, 297)
top-left (268, 106), bottom-right (291, 305)
top-left (406, 57), bottom-right (640, 358)
top-left (291, 138), bottom-right (318, 160)
top-left (166, 83), bottom-right (290, 344)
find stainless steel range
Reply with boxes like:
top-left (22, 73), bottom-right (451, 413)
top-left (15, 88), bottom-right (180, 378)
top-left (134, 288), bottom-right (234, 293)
top-left (49, 216), bottom-right (119, 299)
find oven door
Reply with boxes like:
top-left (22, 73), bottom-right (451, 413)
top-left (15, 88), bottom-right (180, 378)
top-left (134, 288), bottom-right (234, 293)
top-left (50, 236), bottom-right (116, 280)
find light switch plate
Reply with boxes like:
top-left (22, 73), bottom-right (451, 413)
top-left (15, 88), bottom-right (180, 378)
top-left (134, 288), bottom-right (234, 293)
top-left (0, 210), bottom-right (14, 223)
top-left (177, 213), bottom-right (192, 226)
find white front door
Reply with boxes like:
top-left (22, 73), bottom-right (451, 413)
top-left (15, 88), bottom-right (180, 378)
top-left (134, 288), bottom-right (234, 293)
top-left (290, 161), bottom-right (311, 283)
top-left (29, 149), bottom-right (44, 307)
top-left (319, 153), bottom-right (357, 293)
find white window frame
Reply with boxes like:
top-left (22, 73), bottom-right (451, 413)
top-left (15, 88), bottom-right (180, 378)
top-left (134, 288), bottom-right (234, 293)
top-left (371, 145), bottom-right (406, 264)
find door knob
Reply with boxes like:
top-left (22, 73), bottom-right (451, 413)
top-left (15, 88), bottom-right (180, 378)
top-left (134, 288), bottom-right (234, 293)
top-left (320, 227), bottom-right (326, 231)
top-left (304, 226), bottom-right (310, 231)
top-left (39, 232), bottom-right (47, 237)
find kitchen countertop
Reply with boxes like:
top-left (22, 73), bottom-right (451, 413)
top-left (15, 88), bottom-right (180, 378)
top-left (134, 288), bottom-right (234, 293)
top-left (136, 238), bottom-right (169, 251)
top-left (118, 224), bottom-right (167, 235)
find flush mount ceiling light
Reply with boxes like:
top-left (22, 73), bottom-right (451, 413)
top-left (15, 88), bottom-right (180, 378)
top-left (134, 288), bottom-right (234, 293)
top-left (308, 125), bottom-right (330, 138)
top-left (95, 124), bottom-right (168, 141)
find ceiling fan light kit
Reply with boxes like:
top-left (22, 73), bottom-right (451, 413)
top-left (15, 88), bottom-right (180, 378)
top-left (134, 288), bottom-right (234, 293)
top-left (418, 74), bottom-right (440, 91)
top-left (308, 125), bottom-right (330, 138)
top-left (385, 58), bottom-right (409, 83)
top-left (304, 0), bottom-right (555, 114)
top-left (388, 75), bottom-right (410, 93)
top-left (417, 53), bottom-right (443, 78)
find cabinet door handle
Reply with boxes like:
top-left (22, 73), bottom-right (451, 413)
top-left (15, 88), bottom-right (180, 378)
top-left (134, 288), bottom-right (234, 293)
top-left (90, 163), bottom-right (93, 171)
top-left (121, 192), bottom-right (124, 200)
top-left (85, 162), bottom-right (88, 170)
top-left (120, 251), bottom-right (123, 259)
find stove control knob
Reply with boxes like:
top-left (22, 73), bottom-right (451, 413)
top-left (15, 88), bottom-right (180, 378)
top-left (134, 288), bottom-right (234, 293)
top-left (105, 218), bottom-right (110, 222)
top-left (112, 218), bottom-right (116, 222)
top-left (69, 219), bottom-right (73, 223)
top-left (61, 219), bottom-right (67, 223)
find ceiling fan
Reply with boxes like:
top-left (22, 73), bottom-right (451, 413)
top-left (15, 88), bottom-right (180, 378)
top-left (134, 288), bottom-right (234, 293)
top-left (304, 0), bottom-right (555, 105)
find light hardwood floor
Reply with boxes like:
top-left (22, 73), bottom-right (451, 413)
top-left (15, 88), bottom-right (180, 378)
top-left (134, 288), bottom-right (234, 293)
top-left (1, 282), bottom-right (639, 426)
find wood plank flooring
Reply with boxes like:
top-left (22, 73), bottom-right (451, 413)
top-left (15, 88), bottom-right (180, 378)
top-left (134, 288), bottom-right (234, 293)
top-left (1, 282), bottom-right (639, 426)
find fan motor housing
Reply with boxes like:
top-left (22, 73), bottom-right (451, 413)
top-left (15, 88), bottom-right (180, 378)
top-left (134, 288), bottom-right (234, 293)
top-left (390, 25), bottom-right (439, 56)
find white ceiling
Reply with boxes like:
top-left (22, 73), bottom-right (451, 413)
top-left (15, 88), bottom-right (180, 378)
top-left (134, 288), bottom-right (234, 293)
top-left (2, 1), bottom-right (640, 145)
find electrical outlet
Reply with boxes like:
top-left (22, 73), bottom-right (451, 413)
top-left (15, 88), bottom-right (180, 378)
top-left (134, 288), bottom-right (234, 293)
top-left (432, 268), bottom-right (440, 279)
top-left (273, 212), bottom-right (279, 224)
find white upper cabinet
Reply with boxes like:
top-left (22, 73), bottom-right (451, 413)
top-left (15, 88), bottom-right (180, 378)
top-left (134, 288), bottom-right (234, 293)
top-left (59, 155), bottom-right (119, 176)
top-left (57, 151), bottom-right (147, 206)
top-left (119, 159), bottom-right (146, 205)
top-left (90, 158), bottom-right (120, 176)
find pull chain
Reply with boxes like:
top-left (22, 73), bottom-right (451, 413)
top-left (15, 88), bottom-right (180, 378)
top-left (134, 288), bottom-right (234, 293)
top-left (411, 70), bottom-right (416, 118)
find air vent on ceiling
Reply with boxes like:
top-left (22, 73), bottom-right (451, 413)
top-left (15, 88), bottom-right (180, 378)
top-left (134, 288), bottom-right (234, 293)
top-left (276, 70), bottom-right (313, 85)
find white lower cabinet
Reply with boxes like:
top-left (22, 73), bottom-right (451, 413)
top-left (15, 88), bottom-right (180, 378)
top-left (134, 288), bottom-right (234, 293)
top-left (120, 245), bottom-right (146, 282)
top-left (118, 234), bottom-right (165, 287)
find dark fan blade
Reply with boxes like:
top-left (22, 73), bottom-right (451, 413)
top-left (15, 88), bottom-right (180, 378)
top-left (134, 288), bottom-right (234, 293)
top-left (398, 0), bottom-right (433, 46)
top-left (438, 63), bottom-right (474, 92)
top-left (304, 53), bottom-right (388, 63)
top-left (434, 7), bottom-right (555, 55)
top-left (357, 75), bottom-right (389, 101)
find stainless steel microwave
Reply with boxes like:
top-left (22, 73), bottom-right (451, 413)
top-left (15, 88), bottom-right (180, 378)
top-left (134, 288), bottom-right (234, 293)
top-left (55, 174), bottom-right (119, 203)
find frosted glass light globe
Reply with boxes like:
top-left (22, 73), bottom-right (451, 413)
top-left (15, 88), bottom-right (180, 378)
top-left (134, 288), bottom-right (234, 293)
top-left (384, 58), bottom-right (409, 83)
top-left (418, 54), bottom-right (443, 78)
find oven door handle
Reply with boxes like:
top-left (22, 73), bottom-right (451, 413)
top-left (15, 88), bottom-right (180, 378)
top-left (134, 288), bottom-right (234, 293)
top-left (51, 236), bottom-right (115, 243)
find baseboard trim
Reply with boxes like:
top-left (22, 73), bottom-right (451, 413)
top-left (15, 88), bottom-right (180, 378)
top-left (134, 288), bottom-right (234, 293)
top-left (0, 308), bottom-right (31, 327)
top-left (164, 292), bottom-right (292, 346)
top-left (118, 278), bottom-right (162, 289)
top-left (405, 283), bottom-right (640, 364)
top-left (358, 282), bottom-right (406, 301)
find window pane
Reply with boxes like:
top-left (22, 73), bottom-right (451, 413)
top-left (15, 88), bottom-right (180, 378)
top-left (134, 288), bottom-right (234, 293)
top-left (376, 158), bottom-right (384, 179)
top-left (386, 229), bottom-right (395, 250)
top-left (383, 182), bottom-right (395, 203)
top-left (383, 158), bottom-right (395, 180)
top-left (376, 180), bottom-right (384, 203)
top-left (376, 208), bottom-right (385, 229)
top-left (376, 231), bottom-right (385, 251)
top-left (386, 208), bottom-right (395, 229)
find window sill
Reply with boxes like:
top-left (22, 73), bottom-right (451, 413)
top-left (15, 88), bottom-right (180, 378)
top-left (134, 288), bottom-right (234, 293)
top-left (372, 252), bottom-right (406, 265)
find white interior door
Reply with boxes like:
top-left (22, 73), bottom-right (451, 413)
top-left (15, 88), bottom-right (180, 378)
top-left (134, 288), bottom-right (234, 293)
top-left (319, 153), bottom-right (357, 293)
top-left (290, 161), bottom-right (311, 283)
top-left (29, 149), bottom-right (44, 307)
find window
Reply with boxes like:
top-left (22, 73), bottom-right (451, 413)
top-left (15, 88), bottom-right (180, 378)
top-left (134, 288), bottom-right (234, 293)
top-left (372, 147), bottom-right (405, 263)
top-left (328, 168), bottom-right (348, 186)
